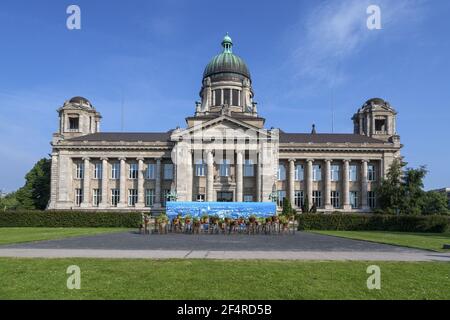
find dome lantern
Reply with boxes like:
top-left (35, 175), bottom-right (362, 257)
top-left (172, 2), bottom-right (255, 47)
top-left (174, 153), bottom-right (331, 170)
top-left (222, 33), bottom-right (233, 53)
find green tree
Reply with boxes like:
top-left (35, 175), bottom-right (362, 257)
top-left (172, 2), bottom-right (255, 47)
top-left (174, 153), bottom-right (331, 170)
top-left (376, 158), bottom-right (406, 214)
top-left (15, 158), bottom-right (51, 210)
top-left (376, 159), bottom-right (439, 215)
top-left (282, 197), bottom-right (293, 216)
top-left (302, 195), bottom-right (310, 213)
top-left (0, 191), bottom-right (20, 211)
top-left (401, 166), bottom-right (427, 215)
top-left (421, 191), bottom-right (449, 215)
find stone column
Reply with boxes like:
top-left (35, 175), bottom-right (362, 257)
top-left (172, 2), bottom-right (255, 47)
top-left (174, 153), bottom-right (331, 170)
top-left (100, 157), bottom-right (108, 208)
top-left (48, 153), bottom-right (59, 209)
top-left (324, 159), bottom-right (332, 210)
top-left (306, 159), bottom-right (313, 209)
top-left (118, 157), bottom-right (127, 207)
top-left (256, 152), bottom-right (261, 202)
top-left (361, 160), bottom-right (369, 210)
top-left (206, 151), bottom-right (214, 201)
top-left (288, 159), bottom-right (296, 207)
top-left (236, 151), bottom-right (244, 202)
top-left (154, 158), bottom-right (162, 208)
top-left (187, 150), bottom-right (193, 202)
top-left (81, 157), bottom-right (90, 207)
top-left (136, 157), bottom-right (145, 208)
top-left (342, 159), bottom-right (351, 210)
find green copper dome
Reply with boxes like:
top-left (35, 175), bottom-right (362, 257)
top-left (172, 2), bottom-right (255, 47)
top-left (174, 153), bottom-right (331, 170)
top-left (203, 34), bottom-right (251, 79)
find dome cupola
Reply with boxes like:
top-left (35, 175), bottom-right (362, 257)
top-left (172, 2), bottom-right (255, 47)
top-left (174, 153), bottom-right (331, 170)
top-left (196, 34), bottom-right (257, 118)
top-left (203, 33), bottom-right (251, 80)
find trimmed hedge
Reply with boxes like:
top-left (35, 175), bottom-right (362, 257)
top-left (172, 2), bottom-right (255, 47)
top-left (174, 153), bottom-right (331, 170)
top-left (0, 211), bottom-right (142, 228)
top-left (297, 214), bottom-right (449, 233)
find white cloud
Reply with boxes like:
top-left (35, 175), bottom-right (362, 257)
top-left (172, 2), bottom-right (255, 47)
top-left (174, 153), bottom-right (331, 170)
top-left (291, 0), bottom-right (425, 88)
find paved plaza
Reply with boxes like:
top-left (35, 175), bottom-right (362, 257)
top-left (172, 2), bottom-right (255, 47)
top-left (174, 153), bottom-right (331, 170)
top-left (0, 231), bottom-right (449, 261)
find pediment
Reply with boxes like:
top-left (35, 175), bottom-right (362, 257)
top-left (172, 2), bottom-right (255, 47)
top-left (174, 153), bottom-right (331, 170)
top-left (171, 115), bottom-right (273, 141)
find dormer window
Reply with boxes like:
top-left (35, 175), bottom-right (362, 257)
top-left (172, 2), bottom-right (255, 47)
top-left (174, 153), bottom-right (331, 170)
top-left (69, 117), bottom-right (79, 131)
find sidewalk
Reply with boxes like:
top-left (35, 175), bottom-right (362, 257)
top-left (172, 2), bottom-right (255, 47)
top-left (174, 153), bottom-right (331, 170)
top-left (0, 248), bottom-right (449, 261)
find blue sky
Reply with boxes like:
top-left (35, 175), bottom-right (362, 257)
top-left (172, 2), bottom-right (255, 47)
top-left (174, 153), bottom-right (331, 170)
top-left (0, 0), bottom-right (449, 192)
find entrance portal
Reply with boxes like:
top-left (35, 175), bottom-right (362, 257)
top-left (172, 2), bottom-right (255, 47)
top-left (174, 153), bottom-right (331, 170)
top-left (217, 192), bottom-right (233, 202)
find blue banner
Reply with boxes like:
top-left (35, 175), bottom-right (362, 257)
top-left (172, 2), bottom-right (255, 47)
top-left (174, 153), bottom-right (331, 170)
top-left (166, 202), bottom-right (277, 219)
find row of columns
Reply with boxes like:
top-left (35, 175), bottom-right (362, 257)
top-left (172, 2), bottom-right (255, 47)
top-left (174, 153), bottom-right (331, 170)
top-left (287, 159), bottom-right (371, 210)
top-left (205, 150), bottom-right (246, 202)
top-left (80, 157), bottom-right (163, 208)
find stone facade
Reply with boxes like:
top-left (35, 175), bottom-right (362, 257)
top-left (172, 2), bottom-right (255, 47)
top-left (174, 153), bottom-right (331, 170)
top-left (47, 35), bottom-right (402, 213)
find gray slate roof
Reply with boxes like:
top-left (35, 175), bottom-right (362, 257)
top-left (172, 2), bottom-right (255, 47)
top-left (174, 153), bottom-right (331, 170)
top-left (68, 131), bottom-right (385, 144)
top-left (68, 132), bottom-right (172, 142)
top-left (279, 131), bottom-right (384, 144)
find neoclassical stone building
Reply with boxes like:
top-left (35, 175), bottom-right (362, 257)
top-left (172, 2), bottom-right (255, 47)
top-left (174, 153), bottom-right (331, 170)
top-left (48, 35), bottom-right (402, 213)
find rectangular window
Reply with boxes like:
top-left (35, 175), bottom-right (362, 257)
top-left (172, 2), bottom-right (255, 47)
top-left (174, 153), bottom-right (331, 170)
top-left (111, 189), bottom-right (120, 207)
top-left (313, 165), bottom-right (322, 181)
top-left (195, 160), bottom-right (206, 177)
top-left (232, 89), bottom-right (239, 106)
top-left (129, 163), bottom-right (138, 179)
top-left (196, 194), bottom-right (205, 202)
top-left (69, 117), bottom-right (79, 130)
top-left (294, 190), bottom-right (304, 207)
top-left (219, 160), bottom-right (230, 177)
top-left (349, 165), bottom-right (358, 182)
top-left (146, 163), bottom-right (155, 180)
top-left (111, 162), bottom-right (120, 180)
top-left (75, 163), bottom-right (84, 179)
top-left (75, 188), bottom-right (83, 206)
top-left (277, 190), bottom-right (286, 207)
top-left (93, 163), bottom-right (102, 180)
top-left (295, 165), bottom-right (304, 181)
top-left (331, 165), bottom-right (340, 182)
top-left (312, 190), bottom-right (322, 207)
top-left (368, 191), bottom-right (376, 209)
top-left (128, 189), bottom-right (138, 206)
top-left (92, 189), bottom-right (101, 207)
top-left (164, 164), bottom-right (174, 180)
top-left (244, 195), bottom-right (253, 202)
top-left (368, 164), bottom-right (376, 182)
top-left (214, 90), bottom-right (221, 106)
top-left (278, 164), bottom-right (286, 181)
top-left (350, 191), bottom-right (359, 209)
top-left (223, 88), bottom-right (231, 105)
top-left (244, 159), bottom-right (254, 177)
top-left (331, 191), bottom-right (340, 208)
top-left (145, 189), bottom-right (155, 207)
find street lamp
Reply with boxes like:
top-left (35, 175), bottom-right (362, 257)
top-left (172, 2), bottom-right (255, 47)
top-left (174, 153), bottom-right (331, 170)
top-left (269, 183), bottom-right (279, 204)
top-left (166, 182), bottom-right (178, 202)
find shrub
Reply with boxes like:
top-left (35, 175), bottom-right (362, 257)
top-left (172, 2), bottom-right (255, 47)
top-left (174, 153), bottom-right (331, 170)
top-left (0, 210), bottom-right (142, 228)
top-left (297, 214), bottom-right (449, 233)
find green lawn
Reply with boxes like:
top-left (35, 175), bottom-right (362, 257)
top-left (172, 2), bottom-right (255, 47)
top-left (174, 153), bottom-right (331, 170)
top-left (0, 228), bottom-right (129, 245)
top-left (311, 231), bottom-right (450, 252)
top-left (0, 258), bottom-right (448, 299)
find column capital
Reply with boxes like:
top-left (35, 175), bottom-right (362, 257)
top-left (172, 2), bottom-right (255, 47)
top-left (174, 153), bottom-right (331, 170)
top-left (342, 159), bottom-right (351, 163)
top-left (288, 158), bottom-right (296, 163)
top-left (100, 157), bottom-right (109, 161)
top-left (118, 157), bottom-right (127, 161)
top-left (361, 159), bottom-right (369, 163)
top-left (306, 158), bottom-right (314, 163)
top-left (324, 159), bottom-right (333, 163)
top-left (136, 157), bottom-right (145, 161)
top-left (82, 157), bottom-right (90, 161)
